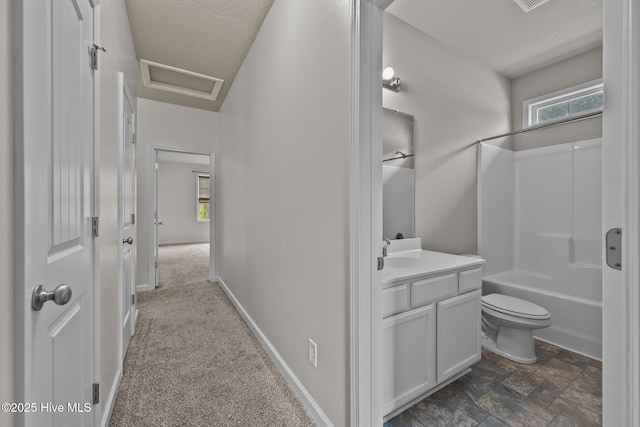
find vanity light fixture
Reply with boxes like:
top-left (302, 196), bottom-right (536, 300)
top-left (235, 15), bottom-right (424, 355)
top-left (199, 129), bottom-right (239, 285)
top-left (383, 66), bottom-right (401, 92)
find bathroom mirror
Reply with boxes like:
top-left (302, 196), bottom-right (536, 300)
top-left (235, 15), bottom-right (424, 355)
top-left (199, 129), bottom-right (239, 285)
top-left (383, 108), bottom-right (415, 239)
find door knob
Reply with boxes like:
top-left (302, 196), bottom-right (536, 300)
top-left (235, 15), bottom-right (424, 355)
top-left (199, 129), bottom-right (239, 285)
top-left (123, 237), bottom-right (133, 245)
top-left (31, 284), bottom-right (72, 311)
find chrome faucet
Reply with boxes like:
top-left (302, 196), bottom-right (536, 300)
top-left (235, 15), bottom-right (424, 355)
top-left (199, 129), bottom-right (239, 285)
top-left (383, 238), bottom-right (391, 257)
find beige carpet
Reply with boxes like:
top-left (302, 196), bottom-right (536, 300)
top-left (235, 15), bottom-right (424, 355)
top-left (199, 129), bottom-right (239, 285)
top-left (109, 244), bottom-right (315, 427)
top-left (157, 243), bottom-right (211, 288)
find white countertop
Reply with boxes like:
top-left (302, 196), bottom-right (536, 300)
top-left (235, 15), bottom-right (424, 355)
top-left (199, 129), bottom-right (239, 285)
top-left (382, 249), bottom-right (485, 285)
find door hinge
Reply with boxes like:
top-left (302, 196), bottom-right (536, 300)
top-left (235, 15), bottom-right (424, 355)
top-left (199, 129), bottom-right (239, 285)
top-left (131, 294), bottom-right (136, 305)
top-left (606, 228), bottom-right (622, 270)
top-left (91, 217), bottom-right (99, 238)
top-left (377, 257), bottom-right (384, 271)
top-left (132, 132), bottom-right (136, 144)
top-left (92, 383), bottom-right (100, 405)
top-left (155, 260), bottom-right (158, 269)
top-left (131, 213), bottom-right (135, 225)
top-left (90, 44), bottom-right (106, 70)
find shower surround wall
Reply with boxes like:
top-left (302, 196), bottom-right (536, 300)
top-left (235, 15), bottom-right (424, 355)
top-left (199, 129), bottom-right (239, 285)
top-left (478, 140), bottom-right (602, 359)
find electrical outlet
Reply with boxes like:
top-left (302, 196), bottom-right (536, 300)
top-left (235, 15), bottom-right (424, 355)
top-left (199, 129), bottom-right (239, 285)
top-left (308, 338), bottom-right (318, 367)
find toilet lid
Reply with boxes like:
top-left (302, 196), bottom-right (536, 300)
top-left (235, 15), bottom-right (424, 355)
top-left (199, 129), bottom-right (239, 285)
top-left (482, 294), bottom-right (550, 320)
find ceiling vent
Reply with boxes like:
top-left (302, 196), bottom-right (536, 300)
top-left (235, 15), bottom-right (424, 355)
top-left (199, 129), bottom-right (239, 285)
top-left (140, 59), bottom-right (224, 101)
top-left (513, 0), bottom-right (551, 12)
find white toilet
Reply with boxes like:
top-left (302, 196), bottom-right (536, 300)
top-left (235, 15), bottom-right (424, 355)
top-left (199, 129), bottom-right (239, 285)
top-left (481, 293), bottom-right (551, 364)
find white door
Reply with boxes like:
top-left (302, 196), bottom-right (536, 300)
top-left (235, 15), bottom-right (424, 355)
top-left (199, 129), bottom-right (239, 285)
top-left (15, 0), bottom-right (97, 425)
top-left (121, 78), bottom-right (136, 359)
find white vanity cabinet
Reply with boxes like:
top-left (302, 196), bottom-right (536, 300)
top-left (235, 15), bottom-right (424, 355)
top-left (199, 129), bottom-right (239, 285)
top-left (382, 304), bottom-right (436, 414)
top-left (382, 265), bottom-right (483, 417)
top-left (436, 288), bottom-right (482, 382)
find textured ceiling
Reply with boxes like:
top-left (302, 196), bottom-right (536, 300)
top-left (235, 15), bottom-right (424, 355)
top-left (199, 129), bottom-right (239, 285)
top-left (387, 0), bottom-right (603, 78)
top-left (126, 0), bottom-right (602, 112)
top-left (126, 0), bottom-right (274, 111)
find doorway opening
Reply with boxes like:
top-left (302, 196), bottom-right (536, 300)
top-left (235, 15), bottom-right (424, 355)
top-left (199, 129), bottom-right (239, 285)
top-left (147, 147), bottom-right (215, 290)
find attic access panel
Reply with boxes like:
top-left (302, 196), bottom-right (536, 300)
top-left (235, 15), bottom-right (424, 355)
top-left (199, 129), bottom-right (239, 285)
top-left (513, 0), bottom-right (551, 12)
top-left (140, 59), bottom-right (224, 100)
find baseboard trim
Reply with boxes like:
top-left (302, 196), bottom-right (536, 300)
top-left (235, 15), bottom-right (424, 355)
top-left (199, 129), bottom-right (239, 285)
top-left (158, 240), bottom-right (209, 246)
top-left (101, 367), bottom-right (122, 427)
top-left (136, 283), bottom-right (154, 293)
top-left (216, 276), bottom-right (334, 427)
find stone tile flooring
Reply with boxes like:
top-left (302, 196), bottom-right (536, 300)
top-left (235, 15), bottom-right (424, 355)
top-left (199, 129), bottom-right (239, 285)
top-left (385, 341), bottom-right (602, 427)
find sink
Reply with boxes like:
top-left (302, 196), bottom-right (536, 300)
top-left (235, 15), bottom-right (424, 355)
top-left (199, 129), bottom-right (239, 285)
top-left (385, 256), bottom-right (421, 269)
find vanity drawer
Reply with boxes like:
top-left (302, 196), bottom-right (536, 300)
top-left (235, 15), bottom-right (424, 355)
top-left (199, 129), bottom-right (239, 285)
top-left (459, 268), bottom-right (482, 293)
top-left (410, 273), bottom-right (458, 308)
top-left (382, 284), bottom-right (409, 318)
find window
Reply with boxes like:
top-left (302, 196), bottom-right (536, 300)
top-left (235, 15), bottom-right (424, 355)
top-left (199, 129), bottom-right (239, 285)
top-left (523, 79), bottom-right (603, 128)
top-left (197, 174), bottom-right (210, 222)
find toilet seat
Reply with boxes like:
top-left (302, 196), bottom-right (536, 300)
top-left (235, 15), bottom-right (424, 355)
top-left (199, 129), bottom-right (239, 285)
top-left (482, 294), bottom-right (550, 320)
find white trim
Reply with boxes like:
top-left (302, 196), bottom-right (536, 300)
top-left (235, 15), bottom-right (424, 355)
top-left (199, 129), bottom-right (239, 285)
top-left (100, 367), bottom-right (122, 427)
top-left (140, 59), bottom-right (224, 101)
top-left (158, 240), bottom-right (210, 246)
top-left (522, 78), bottom-right (603, 128)
top-left (92, 3), bottom-right (102, 427)
top-left (209, 153), bottom-right (217, 281)
top-left (136, 283), bottom-right (153, 293)
top-left (351, 1), bottom-right (384, 425)
top-left (116, 72), bottom-right (124, 365)
top-left (216, 277), bottom-right (333, 427)
top-left (602, 0), bottom-right (640, 424)
top-left (148, 146), bottom-right (216, 288)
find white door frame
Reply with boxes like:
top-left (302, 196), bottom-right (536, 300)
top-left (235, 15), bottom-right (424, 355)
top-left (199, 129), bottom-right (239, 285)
top-left (602, 0), bottom-right (640, 425)
top-left (92, 4), bottom-right (102, 426)
top-left (351, 0), bottom-right (640, 425)
top-left (13, 0), bottom-right (101, 426)
top-left (147, 146), bottom-right (216, 289)
top-left (350, 1), bottom-right (387, 425)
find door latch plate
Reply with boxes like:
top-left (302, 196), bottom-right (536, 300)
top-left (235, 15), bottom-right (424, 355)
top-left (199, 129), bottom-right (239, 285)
top-left (605, 228), bottom-right (622, 270)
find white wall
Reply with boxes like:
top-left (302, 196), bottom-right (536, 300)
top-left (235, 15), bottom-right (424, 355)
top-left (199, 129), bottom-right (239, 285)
top-left (0, 1), bottom-right (14, 426)
top-left (136, 99), bottom-right (219, 286)
top-left (158, 161), bottom-right (210, 245)
top-left (512, 47), bottom-right (603, 151)
top-left (382, 13), bottom-right (512, 255)
top-left (99, 1), bottom-right (138, 422)
top-left (217, 0), bottom-right (352, 424)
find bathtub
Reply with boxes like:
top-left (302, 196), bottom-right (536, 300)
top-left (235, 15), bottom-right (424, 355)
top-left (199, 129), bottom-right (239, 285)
top-left (482, 270), bottom-right (602, 360)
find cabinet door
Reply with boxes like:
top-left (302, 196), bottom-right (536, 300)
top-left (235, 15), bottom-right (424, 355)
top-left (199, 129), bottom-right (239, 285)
top-left (382, 304), bottom-right (436, 415)
top-left (436, 289), bottom-right (482, 383)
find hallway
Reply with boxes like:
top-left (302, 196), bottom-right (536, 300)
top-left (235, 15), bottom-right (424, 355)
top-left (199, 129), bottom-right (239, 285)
top-left (109, 244), bottom-right (314, 426)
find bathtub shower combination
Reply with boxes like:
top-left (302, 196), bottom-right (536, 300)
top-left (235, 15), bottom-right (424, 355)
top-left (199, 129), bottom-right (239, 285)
top-left (478, 140), bottom-right (602, 360)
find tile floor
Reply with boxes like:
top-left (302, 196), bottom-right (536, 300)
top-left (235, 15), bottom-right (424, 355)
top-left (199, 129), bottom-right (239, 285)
top-left (384, 341), bottom-right (602, 427)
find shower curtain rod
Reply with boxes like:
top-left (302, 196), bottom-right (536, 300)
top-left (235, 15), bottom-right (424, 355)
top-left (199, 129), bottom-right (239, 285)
top-left (475, 110), bottom-right (603, 144)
